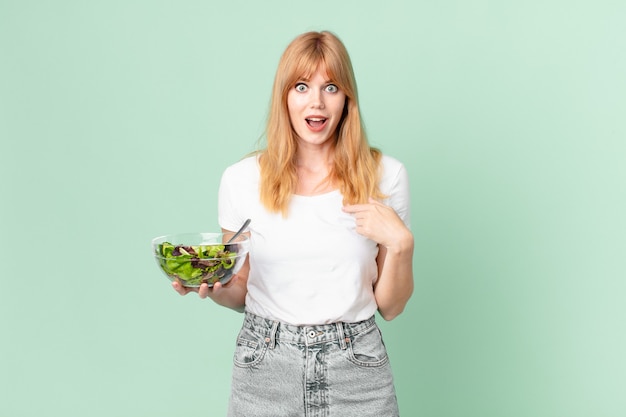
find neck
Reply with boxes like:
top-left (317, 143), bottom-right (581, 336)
top-left (294, 150), bottom-right (336, 196)
top-left (296, 145), bottom-right (335, 171)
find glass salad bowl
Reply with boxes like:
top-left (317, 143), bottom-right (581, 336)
top-left (152, 232), bottom-right (250, 288)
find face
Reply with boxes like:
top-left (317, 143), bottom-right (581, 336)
top-left (287, 69), bottom-right (346, 149)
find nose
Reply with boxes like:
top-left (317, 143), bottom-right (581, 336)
top-left (310, 89), bottom-right (325, 109)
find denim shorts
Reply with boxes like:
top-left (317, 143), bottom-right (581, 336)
top-left (227, 311), bottom-right (400, 417)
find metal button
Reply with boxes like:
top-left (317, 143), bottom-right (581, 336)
top-left (308, 331), bottom-right (317, 338)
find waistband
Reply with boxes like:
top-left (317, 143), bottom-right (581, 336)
top-left (242, 311), bottom-right (377, 348)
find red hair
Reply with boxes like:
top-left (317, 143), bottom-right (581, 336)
top-left (259, 31), bottom-right (384, 216)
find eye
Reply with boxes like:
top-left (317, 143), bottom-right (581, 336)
top-left (295, 83), bottom-right (308, 92)
top-left (325, 84), bottom-right (339, 93)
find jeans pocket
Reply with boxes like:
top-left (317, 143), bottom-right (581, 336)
top-left (346, 325), bottom-right (389, 368)
top-left (233, 327), bottom-right (268, 368)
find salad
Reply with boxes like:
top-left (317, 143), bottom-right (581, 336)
top-left (156, 242), bottom-right (238, 286)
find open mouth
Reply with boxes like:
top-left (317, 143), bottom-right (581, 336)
top-left (306, 118), bottom-right (327, 129)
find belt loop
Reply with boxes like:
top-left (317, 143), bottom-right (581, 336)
top-left (268, 321), bottom-right (279, 349)
top-left (336, 322), bottom-right (347, 350)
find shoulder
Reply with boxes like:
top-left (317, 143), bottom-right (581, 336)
top-left (224, 154), bottom-right (259, 174)
top-left (379, 154), bottom-right (409, 191)
top-left (380, 154), bottom-right (405, 173)
top-left (222, 154), bottom-right (260, 182)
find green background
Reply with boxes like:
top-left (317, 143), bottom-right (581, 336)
top-left (1, 1), bottom-right (625, 416)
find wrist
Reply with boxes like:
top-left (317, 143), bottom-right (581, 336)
top-left (384, 229), bottom-right (414, 255)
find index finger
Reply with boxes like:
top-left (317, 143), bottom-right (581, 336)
top-left (341, 203), bottom-right (370, 214)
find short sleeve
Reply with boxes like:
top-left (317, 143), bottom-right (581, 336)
top-left (217, 156), bottom-right (259, 233)
top-left (381, 156), bottom-right (411, 229)
top-left (218, 165), bottom-right (240, 232)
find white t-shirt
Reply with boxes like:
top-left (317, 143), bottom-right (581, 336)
top-left (218, 154), bottom-right (411, 325)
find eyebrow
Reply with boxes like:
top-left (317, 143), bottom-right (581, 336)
top-left (296, 77), bottom-right (335, 84)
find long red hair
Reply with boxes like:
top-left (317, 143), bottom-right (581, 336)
top-left (259, 31), bottom-right (384, 216)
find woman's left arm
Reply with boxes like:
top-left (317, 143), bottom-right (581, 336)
top-left (343, 198), bottom-right (414, 320)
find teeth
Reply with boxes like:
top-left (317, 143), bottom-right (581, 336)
top-left (307, 118), bottom-right (326, 121)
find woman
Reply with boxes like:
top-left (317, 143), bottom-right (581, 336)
top-left (173, 30), bottom-right (414, 416)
